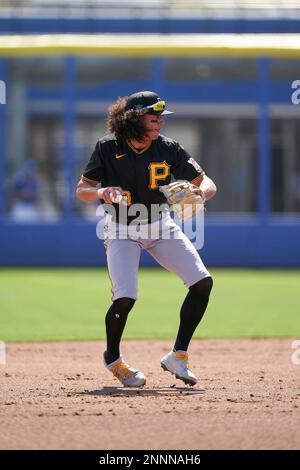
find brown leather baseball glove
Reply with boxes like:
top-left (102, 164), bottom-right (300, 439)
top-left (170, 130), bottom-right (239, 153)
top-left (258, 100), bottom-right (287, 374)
top-left (159, 180), bottom-right (205, 221)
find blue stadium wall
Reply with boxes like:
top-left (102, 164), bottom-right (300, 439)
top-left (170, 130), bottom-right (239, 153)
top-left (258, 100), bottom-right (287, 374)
top-left (0, 220), bottom-right (299, 268)
top-left (1, 17), bottom-right (300, 34)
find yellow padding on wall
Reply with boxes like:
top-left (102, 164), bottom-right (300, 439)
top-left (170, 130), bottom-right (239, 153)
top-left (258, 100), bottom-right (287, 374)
top-left (0, 34), bottom-right (300, 58)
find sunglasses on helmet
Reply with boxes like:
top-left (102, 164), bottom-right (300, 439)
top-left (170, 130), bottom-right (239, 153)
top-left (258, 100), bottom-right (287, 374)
top-left (131, 100), bottom-right (166, 113)
top-left (142, 100), bottom-right (166, 113)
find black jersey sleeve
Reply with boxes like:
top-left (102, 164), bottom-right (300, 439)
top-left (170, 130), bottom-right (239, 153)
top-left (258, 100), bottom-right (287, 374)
top-left (81, 141), bottom-right (105, 186)
top-left (171, 143), bottom-right (205, 183)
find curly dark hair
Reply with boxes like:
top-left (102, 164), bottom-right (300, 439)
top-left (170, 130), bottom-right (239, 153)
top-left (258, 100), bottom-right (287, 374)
top-left (107, 97), bottom-right (148, 142)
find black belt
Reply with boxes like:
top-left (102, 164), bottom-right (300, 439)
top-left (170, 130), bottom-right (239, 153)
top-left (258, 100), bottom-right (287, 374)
top-left (116, 212), bottom-right (164, 226)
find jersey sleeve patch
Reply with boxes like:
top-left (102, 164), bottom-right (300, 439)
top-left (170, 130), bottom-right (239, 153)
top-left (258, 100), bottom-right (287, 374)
top-left (188, 157), bottom-right (202, 173)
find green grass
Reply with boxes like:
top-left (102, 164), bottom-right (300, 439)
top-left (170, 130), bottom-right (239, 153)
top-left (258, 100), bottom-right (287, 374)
top-left (0, 268), bottom-right (299, 342)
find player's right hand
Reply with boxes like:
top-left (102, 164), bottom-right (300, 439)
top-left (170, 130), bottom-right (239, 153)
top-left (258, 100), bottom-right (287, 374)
top-left (97, 186), bottom-right (123, 204)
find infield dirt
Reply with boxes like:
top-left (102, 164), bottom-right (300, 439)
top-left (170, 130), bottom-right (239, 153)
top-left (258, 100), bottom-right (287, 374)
top-left (0, 339), bottom-right (299, 450)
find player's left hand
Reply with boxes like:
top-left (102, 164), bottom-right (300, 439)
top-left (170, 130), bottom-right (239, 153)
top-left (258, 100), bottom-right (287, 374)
top-left (159, 180), bottom-right (206, 221)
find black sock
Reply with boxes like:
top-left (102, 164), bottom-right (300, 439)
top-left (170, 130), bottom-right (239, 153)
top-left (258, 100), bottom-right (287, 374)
top-left (104, 297), bottom-right (135, 364)
top-left (174, 277), bottom-right (213, 352)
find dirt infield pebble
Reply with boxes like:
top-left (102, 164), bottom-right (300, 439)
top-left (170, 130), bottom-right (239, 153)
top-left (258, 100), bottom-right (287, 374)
top-left (0, 339), bottom-right (299, 450)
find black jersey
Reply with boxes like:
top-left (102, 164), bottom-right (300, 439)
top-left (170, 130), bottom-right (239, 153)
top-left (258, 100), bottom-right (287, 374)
top-left (82, 134), bottom-right (204, 224)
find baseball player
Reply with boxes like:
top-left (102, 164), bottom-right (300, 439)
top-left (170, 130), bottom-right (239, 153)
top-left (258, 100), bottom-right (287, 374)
top-left (76, 91), bottom-right (217, 387)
